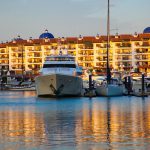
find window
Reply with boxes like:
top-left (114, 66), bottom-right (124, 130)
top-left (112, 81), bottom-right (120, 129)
top-left (43, 64), bottom-right (76, 68)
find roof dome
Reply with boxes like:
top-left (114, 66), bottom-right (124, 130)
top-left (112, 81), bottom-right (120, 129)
top-left (143, 27), bottom-right (150, 33)
top-left (39, 29), bottom-right (54, 39)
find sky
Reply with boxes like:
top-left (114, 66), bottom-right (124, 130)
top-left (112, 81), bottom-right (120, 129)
top-left (0, 0), bottom-right (149, 41)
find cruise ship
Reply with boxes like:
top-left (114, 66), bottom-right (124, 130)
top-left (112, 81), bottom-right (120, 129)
top-left (35, 51), bottom-right (83, 97)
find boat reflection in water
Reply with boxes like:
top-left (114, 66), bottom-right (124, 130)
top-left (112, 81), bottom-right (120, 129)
top-left (0, 91), bottom-right (150, 149)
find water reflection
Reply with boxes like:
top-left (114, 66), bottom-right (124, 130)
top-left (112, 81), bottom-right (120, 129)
top-left (0, 92), bottom-right (150, 150)
top-left (0, 91), bottom-right (36, 99)
top-left (75, 97), bottom-right (150, 150)
top-left (0, 108), bottom-right (47, 150)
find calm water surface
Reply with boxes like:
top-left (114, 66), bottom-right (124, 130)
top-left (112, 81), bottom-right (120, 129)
top-left (0, 91), bottom-right (150, 150)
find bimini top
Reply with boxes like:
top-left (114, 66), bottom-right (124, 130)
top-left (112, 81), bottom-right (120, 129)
top-left (39, 29), bottom-right (54, 39)
top-left (143, 27), bottom-right (150, 33)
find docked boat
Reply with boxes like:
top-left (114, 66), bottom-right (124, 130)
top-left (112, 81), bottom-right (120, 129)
top-left (95, 0), bottom-right (123, 97)
top-left (96, 78), bottom-right (123, 96)
top-left (35, 53), bottom-right (83, 97)
top-left (132, 74), bottom-right (149, 97)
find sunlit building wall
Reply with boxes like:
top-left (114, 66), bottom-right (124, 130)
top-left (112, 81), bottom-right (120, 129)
top-left (0, 31), bottom-right (150, 75)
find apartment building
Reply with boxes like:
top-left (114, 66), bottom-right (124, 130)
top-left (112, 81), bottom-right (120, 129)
top-left (0, 29), bottom-right (150, 75)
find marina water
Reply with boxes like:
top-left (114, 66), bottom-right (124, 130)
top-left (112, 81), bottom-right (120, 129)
top-left (0, 91), bottom-right (150, 150)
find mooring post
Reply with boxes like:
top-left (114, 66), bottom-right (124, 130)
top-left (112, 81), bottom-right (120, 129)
top-left (142, 73), bottom-right (145, 95)
top-left (128, 76), bottom-right (132, 95)
top-left (124, 76), bottom-right (127, 89)
top-left (89, 74), bottom-right (92, 91)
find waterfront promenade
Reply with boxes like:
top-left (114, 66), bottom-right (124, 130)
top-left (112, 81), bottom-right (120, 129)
top-left (0, 91), bottom-right (150, 150)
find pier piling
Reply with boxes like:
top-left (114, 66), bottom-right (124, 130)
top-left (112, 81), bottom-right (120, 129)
top-left (89, 74), bottom-right (92, 90)
top-left (142, 73), bottom-right (145, 94)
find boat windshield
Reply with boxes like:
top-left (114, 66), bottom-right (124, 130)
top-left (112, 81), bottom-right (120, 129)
top-left (43, 64), bottom-right (76, 68)
top-left (45, 57), bottom-right (75, 61)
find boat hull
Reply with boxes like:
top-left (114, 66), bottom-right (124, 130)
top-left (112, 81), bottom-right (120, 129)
top-left (96, 84), bottom-right (123, 96)
top-left (35, 74), bottom-right (83, 97)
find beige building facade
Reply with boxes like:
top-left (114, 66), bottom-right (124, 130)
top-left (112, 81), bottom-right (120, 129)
top-left (0, 33), bottom-right (150, 76)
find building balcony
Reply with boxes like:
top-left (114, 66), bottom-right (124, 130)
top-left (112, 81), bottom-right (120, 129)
top-left (44, 52), bottom-right (51, 55)
top-left (11, 55), bottom-right (24, 58)
top-left (0, 63), bottom-right (9, 66)
top-left (135, 57), bottom-right (148, 60)
top-left (67, 48), bottom-right (76, 50)
top-left (136, 51), bottom-right (150, 54)
top-left (116, 44), bottom-right (131, 48)
top-left (28, 49), bottom-right (41, 52)
top-left (115, 59), bottom-right (122, 61)
top-left (141, 42), bottom-right (150, 47)
top-left (28, 67), bottom-right (41, 70)
top-left (120, 45), bottom-right (131, 48)
top-left (96, 59), bottom-right (113, 62)
top-left (27, 62), bottom-right (42, 64)
top-left (33, 56), bottom-right (42, 58)
top-left (11, 62), bottom-right (24, 64)
top-left (0, 57), bottom-right (9, 60)
top-left (11, 68), bottom-right (25, 71)
top-left (0, 52), bottom-right (8, 54)
top-left (0, 60), bottom-right (8, 63)
top-left (96, 53), bottom-right (107, 55)
top-left (136, 45), bottom-right (150, 48)
top-left (78, 53), bottom-right (94, 56)
top-left (96, 46), bottom-right (107, 49)
top-left (135, 50), bottom-right (149, 53)
top-left (11, 66), bottom-right (25, 70)
top-left (116, 50), bottom-right (132, 54)
top-left (96, 60), bottom-right (106, 62)
top-left (81, 60), bottom-right (94, 62)
top-left (96, 48), bottom-right (108, 50)
top-left (137, 65), bottom-right (150, 69)
top-left (122, 57), bottom-right (131, 60)
top-left (11, 50), bottom-right (23, 53)
top-left (121, 59), bottom-right (132, 62)
top-left (27, 55), bottom-right (42, 57)
top-left (96, 58), bottom-right (103, 61)
top-left (68, 49), bottom-right (76, 52)
top-left (78, 48), bottom-right (93, 50)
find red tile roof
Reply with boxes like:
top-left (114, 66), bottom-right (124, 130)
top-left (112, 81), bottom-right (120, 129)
top-left (138, 33), bottom-right (150, 39)
top-left (1, 33), bottom-right (150, 46)
top-left (0, 43), bottom-right (7, 48)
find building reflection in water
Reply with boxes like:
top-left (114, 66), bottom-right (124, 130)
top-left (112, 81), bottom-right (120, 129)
top-left (0, 95), bottom-right (150, 150)
top-left (0, 106), bottom-right (47, 150)
top-left (75, 97), bottom-right (150, 150)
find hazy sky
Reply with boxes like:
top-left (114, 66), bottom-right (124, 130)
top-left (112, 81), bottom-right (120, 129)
top-left (0, 0), bottom-right (149, 41)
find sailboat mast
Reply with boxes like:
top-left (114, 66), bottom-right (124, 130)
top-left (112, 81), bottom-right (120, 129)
top-left (106, 0), bottom-right (111, 84)
top-left (107, 0), bottom-right (110, 55)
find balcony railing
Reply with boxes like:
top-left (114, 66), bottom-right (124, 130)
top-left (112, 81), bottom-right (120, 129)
top-left (116, 44), bottom-right (131, 47)
top-left (116, 52), bottom-right (131, 54)
top-left (78, 53), bottom-right (94, 55)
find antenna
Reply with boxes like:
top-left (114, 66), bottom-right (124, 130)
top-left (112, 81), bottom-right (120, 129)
top-left (110, 28), bottom-right (119, 34)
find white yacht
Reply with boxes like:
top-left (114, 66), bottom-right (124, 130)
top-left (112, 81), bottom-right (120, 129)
top-left (35, 53), bottom-right (83, 97)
